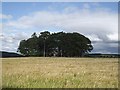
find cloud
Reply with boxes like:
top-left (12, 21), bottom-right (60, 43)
top-left (2, 3), bottom-right (118, 53)
top-left (91, 41), bottom-right (118, 54)
top-left (1, 32), bottom-right (29, 52)
top-left (0, 14), bottom-right (12, 19)
top-left (0, 23), bottom-right (2, 31)
top-left (83, 3), bottom-right (90, 9)
top-left (5, 8), bottom-right (118, 41)
top-left (86, 34), bottom-right (103, 42)
top-left (107, 33), bottom-right (118, 41)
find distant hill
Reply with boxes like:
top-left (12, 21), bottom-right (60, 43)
top-left (0, 51), bottom-right (24, 58)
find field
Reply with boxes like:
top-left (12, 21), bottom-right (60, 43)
top-left (2, 57), bottom-right (118, 88)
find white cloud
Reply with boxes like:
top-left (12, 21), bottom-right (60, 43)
top-left (86, 34), bottom-right (103, 42)
top-left (107, 33), bottom-right (118, 41)
top-left (63, 6), bottom-right (79, 13)
top-left (5, 8), bottom-right (117, 42)
top-left (0, 14), bottom-right (12, 19)
top-left (0, 23), bottom-right (2, 33)
top-left (1, 32), bottom-right (29, 52)
top-left (83, 3), bottom-right (90, 9)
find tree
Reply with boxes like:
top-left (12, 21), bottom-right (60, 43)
top-left (39, 31), bottom-right (50, 57)
top-left (17, 40), bottom-right (28, 56)
top-left (31, 32), bottom-right (37, 38)
top-left (18, 33), bottom-right (39, 56)
top-left (18, 31), bottom-right (93, 57)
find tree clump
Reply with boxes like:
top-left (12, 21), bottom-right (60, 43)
top-left (18, 31), bottom-right (93, 57)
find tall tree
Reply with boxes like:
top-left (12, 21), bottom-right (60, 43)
top-left (39, 31), bottom-right (50, 57)
top-left (18, 33), bottom-right (39, 56)
top-left (18, 31), bottom-right (93, 57)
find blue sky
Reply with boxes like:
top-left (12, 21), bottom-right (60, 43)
top-left (1, 2), bottom-right (119, 54)
top-left (2, 2), bottom-right (118, 19)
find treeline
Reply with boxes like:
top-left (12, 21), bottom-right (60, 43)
top-left (18, 31), bottom-right (93, 57)
top-left (1, 51), bottom-right (24, 58)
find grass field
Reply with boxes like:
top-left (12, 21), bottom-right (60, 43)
top-left (2, 57), bottom-right (118, 88)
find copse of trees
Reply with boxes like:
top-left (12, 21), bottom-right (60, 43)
top-left (17, 31), bottom-right (93, 57)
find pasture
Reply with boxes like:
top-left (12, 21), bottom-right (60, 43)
top-left (2, 57), bottom-right (118, 88)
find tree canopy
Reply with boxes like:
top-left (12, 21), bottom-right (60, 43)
top-left (17, 31), bottom-right (93, 57)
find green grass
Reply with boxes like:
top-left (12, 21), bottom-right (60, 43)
top-left (2, 57), bottom-right (118, 88)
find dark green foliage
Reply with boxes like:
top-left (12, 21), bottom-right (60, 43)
top-left (18, 31), bottom-right (93, 57)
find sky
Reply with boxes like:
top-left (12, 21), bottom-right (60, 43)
top-left (0, 2), bottom-right (119, 54)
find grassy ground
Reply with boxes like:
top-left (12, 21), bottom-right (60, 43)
top-left (2, 57), bottom-right (118, 88)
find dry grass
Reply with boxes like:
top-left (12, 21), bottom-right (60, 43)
top-left (2, 57), bottom-right (118, 88)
